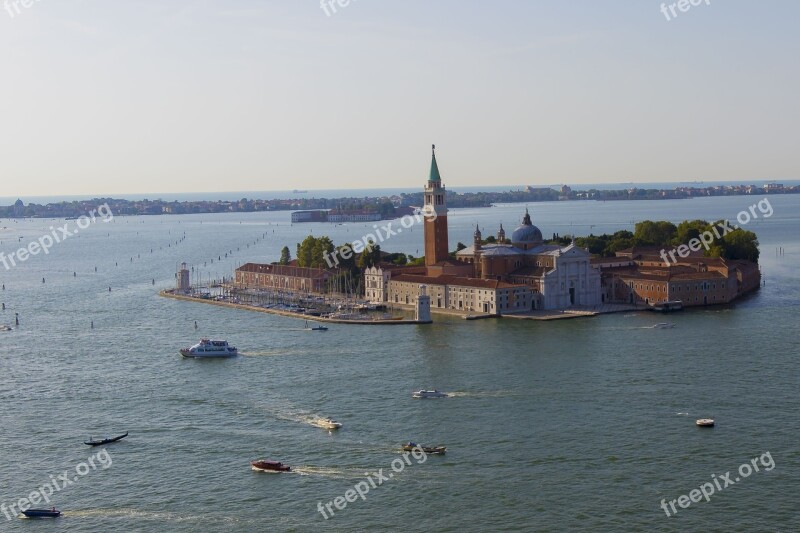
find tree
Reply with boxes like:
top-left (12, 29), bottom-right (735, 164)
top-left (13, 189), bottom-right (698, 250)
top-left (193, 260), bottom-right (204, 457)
top-left (673, 220), bottom-right (709, 246)
top-left (357, 239), bottom-right (381, 268)
top-left (279, 246), bottom-right (291, 265)
top-left (296, 235), bottom-right (334, 268)
top-left (721, 229), bottom-right (760, 262)
top-left (634, 220), bottom-right (676, 246)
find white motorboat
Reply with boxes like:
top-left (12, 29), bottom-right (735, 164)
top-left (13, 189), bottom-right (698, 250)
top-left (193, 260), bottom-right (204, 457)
top-left (696, 418), bottom-right (715, 427)
top-left (316, 417), bottom-right (342, 430)
top-left (412, 389), bottom-right (448, 399)
top-left (652, 322), bottom-right (675, 329)
top-left (180, 339), bottom-right (238, 358)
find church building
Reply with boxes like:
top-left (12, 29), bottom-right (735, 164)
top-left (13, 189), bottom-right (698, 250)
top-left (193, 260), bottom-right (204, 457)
top-left (364, 146), bottom-right (602, 313)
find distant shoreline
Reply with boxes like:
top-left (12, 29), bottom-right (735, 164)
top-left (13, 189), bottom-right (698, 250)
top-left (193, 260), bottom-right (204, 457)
top-left (2, 182), bottom-right (797, 219)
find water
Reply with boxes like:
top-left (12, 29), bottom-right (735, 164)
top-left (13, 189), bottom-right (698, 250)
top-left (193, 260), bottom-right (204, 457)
top-left (0, 195), bottom-right (797, 531)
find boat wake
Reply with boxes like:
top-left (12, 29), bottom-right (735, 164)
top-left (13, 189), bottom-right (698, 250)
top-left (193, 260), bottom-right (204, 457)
top-left (62, 508), bottom-right (240, 523)
top-left (290, 465), bottom-right (366, 478)
top-left (446, 390), bottom-right (514, 398)
top-left (239, 349), bottom-right (305, 357)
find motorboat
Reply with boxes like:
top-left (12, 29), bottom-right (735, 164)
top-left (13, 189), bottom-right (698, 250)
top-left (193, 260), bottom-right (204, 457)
top-left (304, 321), bottom-right (328, 331)
top-left (652, 323), bottom-right (675, 329)
top-left (402, 442), bottom-right (446, 455)
top-left (180, 339), bottom-right (238, 358)
top-left (696, 419), bottom-right (715, 427)
top-left (85, 432), bottom-right (128, 446)
top-left (412, 389), bottom-right (448, 399)
top-left (21, 508), bottom-right (61, 518)
top-left (317, 417), bottom-right (342, 430)
top-left (251, 459), bottom-right (291, 472)
top-left (0, 325), bottom-right (12, 331)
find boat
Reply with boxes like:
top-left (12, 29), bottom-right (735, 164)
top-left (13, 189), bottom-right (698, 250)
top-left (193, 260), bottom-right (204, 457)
top-left (402, 442), bottom-right (446, 454)
top-left (180, 339), bottom-right (238, 358)
top-left (84, 432), bottom-right (128, 446)
top-left (304, 320), bottom-right (328, 331)
top-left (412, 389), bottom-right (448, 399)
top-left (652, 322), bottom-right (675, 329)
top-left (251, 459), bottom-right (291, 472)
top-left (696, 418), bottom-right (715, 427)
top-left (316, 417), bottom-right (342, 430)
top-left (0, 325), bottom-right (12, 331)
top-left (651, 300), bottom-right (683, 312)
top-left (21, 508), bottom-right (61, 518)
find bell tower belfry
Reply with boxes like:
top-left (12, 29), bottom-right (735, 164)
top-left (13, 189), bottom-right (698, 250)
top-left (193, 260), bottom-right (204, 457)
top-left (423, 144), bottom-right (450, 266)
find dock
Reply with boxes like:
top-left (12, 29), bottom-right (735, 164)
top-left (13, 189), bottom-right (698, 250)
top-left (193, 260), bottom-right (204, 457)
top-left (159, 290), bottom-right (431, 325)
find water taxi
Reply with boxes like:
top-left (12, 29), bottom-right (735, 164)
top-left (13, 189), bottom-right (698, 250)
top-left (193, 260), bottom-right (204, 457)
top-left (180, 339), bottom-right (238, 358)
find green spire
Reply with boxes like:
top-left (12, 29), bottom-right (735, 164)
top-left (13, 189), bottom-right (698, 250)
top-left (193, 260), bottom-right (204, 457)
top-left (429, 144), bottom-right (441, 182)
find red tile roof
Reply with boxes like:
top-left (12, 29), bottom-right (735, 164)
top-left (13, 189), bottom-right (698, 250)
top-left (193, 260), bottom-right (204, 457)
top-left (392, 274), bottom-right (526, 290)
top-left (236, 262), bottom-right (332, 279)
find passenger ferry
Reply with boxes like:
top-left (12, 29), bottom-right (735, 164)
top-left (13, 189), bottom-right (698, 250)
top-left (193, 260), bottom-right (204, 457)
top-left (180, 339), bottom-right (238, 358)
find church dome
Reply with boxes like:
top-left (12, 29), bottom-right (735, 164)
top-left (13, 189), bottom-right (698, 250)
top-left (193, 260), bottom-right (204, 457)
top-left (511, 208), bottom-right (543, 245)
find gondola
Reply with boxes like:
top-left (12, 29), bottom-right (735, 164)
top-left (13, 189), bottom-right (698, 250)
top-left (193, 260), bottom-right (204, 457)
top-left (402, 442), bottom-right (447, 454)
top-left (22, 508), bottom-right (61, 518)
top-left (84, 432), bottom-right (128, 446)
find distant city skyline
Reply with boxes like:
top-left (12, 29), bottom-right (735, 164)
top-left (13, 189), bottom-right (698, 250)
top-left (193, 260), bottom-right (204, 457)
top-left (1, 1), bottom-right (799, 196)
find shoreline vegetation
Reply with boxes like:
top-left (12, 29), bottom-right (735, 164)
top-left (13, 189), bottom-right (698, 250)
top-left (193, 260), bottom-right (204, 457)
top-left (1, 183), bottom-right (797, 219)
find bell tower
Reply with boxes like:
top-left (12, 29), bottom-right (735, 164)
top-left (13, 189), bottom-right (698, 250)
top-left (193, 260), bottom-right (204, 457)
top-left (423, 144), bottom-right (449, 266)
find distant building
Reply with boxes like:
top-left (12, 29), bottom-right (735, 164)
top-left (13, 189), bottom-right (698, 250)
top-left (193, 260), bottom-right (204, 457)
top-left (234, 263), bottom-right (334, 293)
top-left (291, 210), bottom-right (327, 223)
top-left (327, 212), bottom-right (382, 223)
top-left (13, 199), bottom-right (24, 217)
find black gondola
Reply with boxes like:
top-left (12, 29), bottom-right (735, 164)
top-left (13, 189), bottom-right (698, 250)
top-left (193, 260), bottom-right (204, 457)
top-left (84, 432), bottom-right (128, 446)
top-left (22, 508), bottom-right (61, 518)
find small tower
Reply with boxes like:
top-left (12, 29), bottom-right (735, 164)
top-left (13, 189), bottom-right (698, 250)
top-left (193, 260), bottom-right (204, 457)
top-left (415, 284), bottom-right (432, 323)
top-left (473, 223), bottom-right (482, 252)
top-left (177, 262), bottom-right (190, 292)
top-left (497, 223), bottom-right (506, 243)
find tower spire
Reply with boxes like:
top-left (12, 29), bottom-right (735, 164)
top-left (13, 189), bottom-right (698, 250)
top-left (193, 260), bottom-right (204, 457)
top-left (429, 144), bottom-right (441, 182)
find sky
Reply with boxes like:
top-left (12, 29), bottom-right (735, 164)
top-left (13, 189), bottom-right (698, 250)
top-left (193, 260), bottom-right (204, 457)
top-left (1, 0), bottom-right (798, 197)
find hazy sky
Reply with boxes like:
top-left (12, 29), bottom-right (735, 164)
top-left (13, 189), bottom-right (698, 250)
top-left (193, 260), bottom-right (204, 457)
top-left (1, 1), bottom-right (798, 197)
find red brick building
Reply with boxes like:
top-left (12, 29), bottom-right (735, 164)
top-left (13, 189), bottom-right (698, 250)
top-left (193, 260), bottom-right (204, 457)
top-left (234, 263), bottom-right (333, 293)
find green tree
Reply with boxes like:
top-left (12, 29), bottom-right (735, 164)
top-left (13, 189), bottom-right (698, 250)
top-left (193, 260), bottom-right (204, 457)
top-left (673, 220), bottom-right (709, 246)
top-left (721, 229), bottom-right (760, 262)
top-left (279, 246), bottom-right (291, 265)
top-left (357, 239), bottom-right (381, 268)
top-left (296, 235), bottom-right (334, 268)
top-left (634, 220), bottom-right (677, 246)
